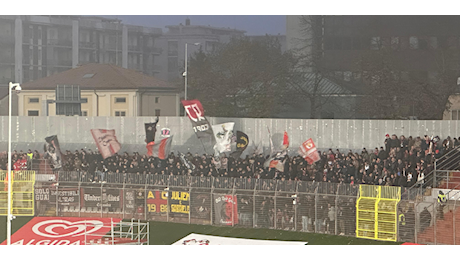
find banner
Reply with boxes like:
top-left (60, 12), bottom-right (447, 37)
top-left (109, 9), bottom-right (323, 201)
top-left (146, 190), bottom-right (168, 213)
top-left (1, 217), bottom-right (122, 245)
top-left (181, 99), bottom-right (214, 139)
top-left (214, 195), bottom-right (238, 225)
top-left (44, 135), bottom-right (62, 170)
top-left (169, 190), bottom-right (190, 215)
top-left (190, 193), bottom-right (210, 219)
top-left (230, 131), bottom-right (249, 159)
top-left (173, 233), bottom-right (308, 245)
top-left (179, 152), bottom-right (196, 171)
top-left (212, 122), bottom-right (235, 153)
top-left (298, 138), bottom-right (321, 164)
top-left (124, 190), bottom-right (136, 213)
top-left (90, 129), bottom-right (121, 159)
top-left (264, 150), bottom-right (288, 172)
top-left (149, 136), bottom-right (173, 159)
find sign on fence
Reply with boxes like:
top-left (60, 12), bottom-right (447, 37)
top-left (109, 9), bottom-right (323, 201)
top-left (214, 194), bottom-right (238, 225)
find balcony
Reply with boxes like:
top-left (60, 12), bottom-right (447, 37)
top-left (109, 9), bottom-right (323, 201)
top-left (46, 59), bottom-right (72, 67)
top-left (79, 41), bottom-right (96, 49)
top-left (144, 46), bottom-right (162, 55)
top-left (128, 45), bottom-right (141, 52)
top-left (47, 38), bottom-right (72, 47)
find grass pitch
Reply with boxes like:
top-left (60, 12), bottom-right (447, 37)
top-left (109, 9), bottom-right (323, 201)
top-left (148, 221), bottom-right (401, 245)
top-left (0, 217), bottom-right (401, 245)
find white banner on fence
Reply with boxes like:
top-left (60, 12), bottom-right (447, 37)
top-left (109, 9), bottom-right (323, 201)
top-left (172, 233), bottom-right (308, 245)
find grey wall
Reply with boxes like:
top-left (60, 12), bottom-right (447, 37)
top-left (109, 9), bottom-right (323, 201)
top-left (0, 116), bottom-right (459, 156)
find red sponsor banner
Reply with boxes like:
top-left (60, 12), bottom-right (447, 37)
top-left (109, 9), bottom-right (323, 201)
top-left (298, 138), bottom-right (321, 164)
top-left (1, 217), bottom-right (121, 245)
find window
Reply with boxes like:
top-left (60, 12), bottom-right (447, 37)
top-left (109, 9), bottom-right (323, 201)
top-left (452, 110), bottom-right (460, 120)
top-left (115, 111), bottom-right (126, 117)
top-left (81, 111), bottom-right (88, 116)
top-left (115, 97), bottom-right (126, 103)
top-left (81, 98), bottom-right (88, 103)
top-left (168, 41), bottom-right (178, 56)
top-left (28, 110), bottom-right (39, 116)
top-left (155, 109), bottom-right (161, 116)
top-left (168, 57), bottom-right (178, 71)
top-left (409, 36), bottom-right (419, 49)
top-left (28, 98), bottom-right (39, 103)
top-left (155, 97), bottom-right (159, 104)
top-left (370, 37), bottom-right (380, 50)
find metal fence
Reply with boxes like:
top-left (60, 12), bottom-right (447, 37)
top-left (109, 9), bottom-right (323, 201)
top-left (29, 171), bottom-right (460, 244)
top-left (32, 173), bottom-right (359, 238)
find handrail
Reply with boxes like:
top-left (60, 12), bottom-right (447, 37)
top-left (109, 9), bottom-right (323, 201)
top-left (402, 147), bottom-right (460, 200)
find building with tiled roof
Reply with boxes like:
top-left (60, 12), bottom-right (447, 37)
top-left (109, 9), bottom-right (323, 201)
top-left (17, 63), bottom-right (180, 117)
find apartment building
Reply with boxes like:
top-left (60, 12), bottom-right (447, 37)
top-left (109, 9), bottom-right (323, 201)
top-left (0, 15), bottom-right (163, 86)
top-left (286, 15), bottom-right (460, 119)
top-left (154, 18), bottom-right (246, 81)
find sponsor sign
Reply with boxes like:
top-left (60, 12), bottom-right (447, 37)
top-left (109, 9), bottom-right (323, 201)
top-left (81, 187), bottom-right (121, 210)
top-left (34, 186), bottom-right (80, 206)
top-left (124, 190), bottom-right (136, 213)
top-left (1, 217), bottom-right (122, 245)
top-left (173, 233), bottom-right (308, 245)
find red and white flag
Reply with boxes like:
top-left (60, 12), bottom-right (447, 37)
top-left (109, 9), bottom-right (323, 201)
top-left (298, 138), bottom-right (321, 164)
top-left (147, 136), bottom-right (173, 159)
top-left (90, 129), bottom-right (121, 159)
top-left (282, 131), bottom-right (289, 150)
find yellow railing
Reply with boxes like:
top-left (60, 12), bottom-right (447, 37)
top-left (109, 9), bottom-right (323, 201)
top-left (0, 170), bottom-right (35, 216)
top-left (356, 185), bottom-right (401, 241)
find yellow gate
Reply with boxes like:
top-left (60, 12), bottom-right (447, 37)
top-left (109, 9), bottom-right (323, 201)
top-left (356, 185), bottom-right (401, 241)
top-left (0, 170), bottom-right (35, 216)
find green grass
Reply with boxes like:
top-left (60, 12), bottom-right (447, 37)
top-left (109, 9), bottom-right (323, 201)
top-left (148, 221), bottom-right (402, 245)
top-left (0, 217), bottom-right (401, 245)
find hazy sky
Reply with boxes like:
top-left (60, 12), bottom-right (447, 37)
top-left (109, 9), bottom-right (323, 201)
top-left (100, 15), bottom-right (286, 36)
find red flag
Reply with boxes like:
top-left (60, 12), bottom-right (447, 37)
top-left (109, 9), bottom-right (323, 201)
top-left (298, 138), bottom-right (320, 164)
top-left (147, 136), bottom-right (173, 159)
top-left (90, 129), bottom-right (121, 159)
top-left (282, 131), bottom-right (289, 150)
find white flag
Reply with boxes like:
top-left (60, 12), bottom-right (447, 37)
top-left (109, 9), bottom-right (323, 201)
top-left (212, 122), bottom-right (235, 153)
top-left (90, 129), bottom-right (121, 159)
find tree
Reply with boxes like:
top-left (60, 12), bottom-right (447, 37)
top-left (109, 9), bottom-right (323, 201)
top-left (286, 15), bottom-right (349, 119)
top-left (187, 36), bottom-right (295, 118)
top-left (355, 38), bottom-right (459, 119)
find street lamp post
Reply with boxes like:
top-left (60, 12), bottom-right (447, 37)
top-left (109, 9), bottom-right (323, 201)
top-left (184, 42), bottom-right (201, 101)
top-left (7, 82), bottom-right (21, 245)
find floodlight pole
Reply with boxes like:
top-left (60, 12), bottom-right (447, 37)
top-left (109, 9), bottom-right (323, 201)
top-left (7, 82), bottom-right (21, 245)
top-left (184, 42), bottom-right (201, 101)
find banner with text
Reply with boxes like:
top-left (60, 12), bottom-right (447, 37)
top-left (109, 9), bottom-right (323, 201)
top-left (213, 194), bottom-right (238, 225)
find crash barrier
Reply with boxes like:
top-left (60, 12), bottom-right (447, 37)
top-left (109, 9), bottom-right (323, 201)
top-left (0, 170), bottom-right (35, 216)
top-left (30, 172), bottom-right (460, 244)
top-left (356, 185), bottom-right (400, 242)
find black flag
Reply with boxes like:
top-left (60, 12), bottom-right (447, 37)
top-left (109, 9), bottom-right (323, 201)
top-left (145, 117), bottom-right (159, 155)
top-left (230, 131), bottom-right (249, 159)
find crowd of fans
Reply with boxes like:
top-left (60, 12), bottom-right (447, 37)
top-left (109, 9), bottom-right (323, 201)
top-left (0, 134), bottom-right (457, 188)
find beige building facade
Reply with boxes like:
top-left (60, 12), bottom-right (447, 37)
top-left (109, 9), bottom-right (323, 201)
top-left (18, 63), bottom-right (179, 117)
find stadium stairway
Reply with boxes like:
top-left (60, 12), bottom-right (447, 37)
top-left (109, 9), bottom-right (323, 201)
top-left (417, 206), bottom-right (460, 245)
top-left (438, 172), bottom-right (460, 190)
